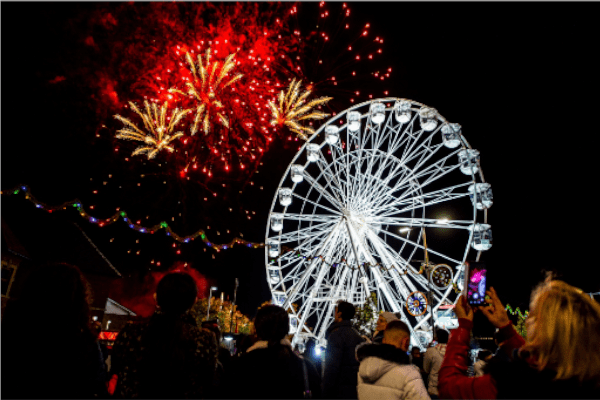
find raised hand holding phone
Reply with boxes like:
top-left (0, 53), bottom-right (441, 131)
top-left (477, 287), bottom-right (511, 329)
top-left (454, 293), bottom-right (474, 322)
top-left (465, 262), bottom-right (488, 306)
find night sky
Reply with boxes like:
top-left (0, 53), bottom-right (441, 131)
top-left (2, 2), bottom-right (599, 321)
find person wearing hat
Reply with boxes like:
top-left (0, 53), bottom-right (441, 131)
top-left (372, 311), bottom-right (400, 344)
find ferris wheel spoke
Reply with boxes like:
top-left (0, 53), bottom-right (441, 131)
top-left (372, 216), bottom-right (473, 231)
top-left (365, 233), bottom-right (414, 302)
top-left (282, 222), bottom-right (344, 311)
top-left (283, 213), bottom-right (340, 224)
top-left (344, 219), bottom-right (401, 313)
top-left (316, 274), bottom-right (349, 339)
top-left (398, 121), bottom-right (444, 166)
top-left (398, 124), bottom-right (428, 166)
top-left (302, 172), bottom-right (345, 211)
top-left (365, 230), bottom-right (439, 300)
top-left (393, 149), bottom-right (464, 201)
top-left (291, 191), bottom-right (344, 216)
top-left (360, 166), bottom-right (404, 211)
top-left (313, 153), bottom-right (347, 208)
top-left (374, 162), bottom-right (464, 215)
top-left (384, 228), bottom-right (463, 265)
top-left (377, 182), bottom-right (471, 216)
top-left (295, 241), bottom-right (345, 336)
top-left (321, 146), bottom-right (348, 205)
top-left (275, 220), bottom-right (337, 244)
top-left (388, 112), bottom-right (420, 154)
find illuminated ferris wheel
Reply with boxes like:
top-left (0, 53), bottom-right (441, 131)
top-left (264, 98), bottom-right (493, 349)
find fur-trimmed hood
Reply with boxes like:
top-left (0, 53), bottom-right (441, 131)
top-left (356, 343), bottom-right (429, 400)
top-left (357, 343), bottom-right (412, 385)
top-left (357, 343), bottom-right (411, 364)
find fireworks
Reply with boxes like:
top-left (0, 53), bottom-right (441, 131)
top-left (169, 49), bottom-right (243, 136)
top-left (268, 79), bottom-right (332, 140)
top-left (115, 101), bottom-right (192, 159)
top-left (82, 2), bottom-right (392, 181)
top-left (280, 2), bottom-right (395, 109)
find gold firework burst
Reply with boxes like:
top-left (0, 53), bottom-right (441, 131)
top-left (268, 79), bottom-right (332, 140)
top-left (169, 48), bottom-right (243, 136)
top-left (115, 101), bottom-right (192, 160)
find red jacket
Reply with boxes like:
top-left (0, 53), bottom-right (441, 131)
top-left (438, 318), bottom-right (525, 399)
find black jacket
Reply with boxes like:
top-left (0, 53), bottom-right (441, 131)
top-left (489, 349), bottom-right (600, 399)
top-left (230, 344), bottom-right (321, 399)
top-left (322, 320), bottom-right (365, 399)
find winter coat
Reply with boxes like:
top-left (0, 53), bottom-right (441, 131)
top-left (111, 311), bottom-right (218, 399)
top-left (423, 343), bottom-right (447, 396)
top-left (230, 341), bottom-right (321, 399)
top-left (322, 320), bottom-right (366, 399)
top-left (356, 343), bottom-right (430, 400)
top-left (438, 318), bottom-right (600, 399)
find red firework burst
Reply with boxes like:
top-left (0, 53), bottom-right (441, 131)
top-left (81, 2), bottom-right (393, 182)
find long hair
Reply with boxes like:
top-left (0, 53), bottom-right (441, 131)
top-left (521, 277), bottom-right (600, 383)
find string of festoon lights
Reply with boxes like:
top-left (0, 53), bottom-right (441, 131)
top-left (505, 304), bottom-right (529, 319)
top-left (1, 185), bottom-right (265, 251)
top-left (268, 250), bottom-right (463, 294)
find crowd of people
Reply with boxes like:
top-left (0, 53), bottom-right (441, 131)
top-left (2, 262), bottom-right (600, 399)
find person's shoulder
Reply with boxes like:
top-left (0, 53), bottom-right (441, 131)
top-left (394, 363), bottom-right (421, 380)
top-left (187, 325), bottom-right (217, 343)
top-left (117, 320), bottom-right (147, 338)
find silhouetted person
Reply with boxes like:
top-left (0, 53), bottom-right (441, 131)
top-left (2, 262), bottom-right (108, 399)
top-left (111, 272), bottom-right (218, 398)
top-left (231, 305), bottom-right (321, 399)
top-left (322, 300), bottom-right (365, 399)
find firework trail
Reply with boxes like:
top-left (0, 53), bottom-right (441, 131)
top-left (268, 79), bottom-right (332, 140)
top-left (115, 101), bottom-right (192, 159)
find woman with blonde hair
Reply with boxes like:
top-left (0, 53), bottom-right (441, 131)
top-left (438, 277), bottom-right (600, 399)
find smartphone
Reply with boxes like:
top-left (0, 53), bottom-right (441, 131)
top-left (465, 261), bottom-right (488, 306)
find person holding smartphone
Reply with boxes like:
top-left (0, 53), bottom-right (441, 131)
top-left (438, 280), bottom-right (600, 399)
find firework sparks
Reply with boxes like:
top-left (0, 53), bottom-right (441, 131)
top-left (169, 49), bottom-right (243, 136)
top-left (268, 79), bottom-right (332, 140)
top-left (115, 101), bottom-right (192, 159)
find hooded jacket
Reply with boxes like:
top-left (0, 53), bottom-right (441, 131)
top-left (356, 343), bottom-right (430, 400)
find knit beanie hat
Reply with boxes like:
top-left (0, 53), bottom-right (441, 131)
top-left (381, 311), bottom-right (399, 323)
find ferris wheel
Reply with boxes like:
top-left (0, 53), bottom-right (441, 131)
top-left (264, 98), bottom-right (493, 350)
